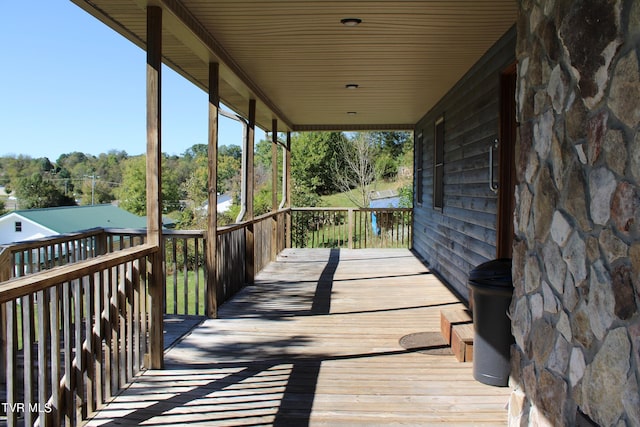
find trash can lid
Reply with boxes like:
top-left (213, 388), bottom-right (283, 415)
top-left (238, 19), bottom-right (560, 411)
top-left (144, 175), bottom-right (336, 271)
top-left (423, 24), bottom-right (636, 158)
top-left (469, 258), bottom-right (512, 287)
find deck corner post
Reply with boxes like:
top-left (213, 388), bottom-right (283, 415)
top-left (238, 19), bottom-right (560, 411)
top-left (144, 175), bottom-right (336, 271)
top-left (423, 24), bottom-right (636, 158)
top-left (96, 230), bottom-right (108, 256)
top-left (146, 4), bottom-right (164, 369)
top-left (206, 62), bottom-right (219, 318)
top-left (0, 247), bottom-right (11, 282)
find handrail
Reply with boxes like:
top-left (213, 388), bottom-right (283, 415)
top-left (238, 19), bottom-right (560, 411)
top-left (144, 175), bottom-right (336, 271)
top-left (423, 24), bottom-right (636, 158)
top-left (218, 208), bottom-right (291, 234)
top-left (0, 244), bottom-right (158, 304)
top-left (489, 139), bottom-right (499, 193)
top-left (291, 207), bottom-right (412, 212)
top-left (0, 227), bottom-right (106, 251)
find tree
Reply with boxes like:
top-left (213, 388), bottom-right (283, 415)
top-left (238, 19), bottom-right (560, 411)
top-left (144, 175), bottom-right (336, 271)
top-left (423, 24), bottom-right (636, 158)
top-left (368, 131), bottom-right (413, 180)
top-left (117, 156), bottom-right (147, 215)
top-left (118, 155), bottom-right (182, 215)
top-left (15, 173), bottom-right (76, 209)
top-left (291, 132), bottom-right (346, 197)
top-left (180, 154), bottom-right (209, 218)
top-left (0, 199), bottom-right (6, 216)
top-left (183, 144), bottom-right (208, 159)
top-left (219, 144), bottom-right (241, 160)
top-left (331, 133), bottom-right (377, 208)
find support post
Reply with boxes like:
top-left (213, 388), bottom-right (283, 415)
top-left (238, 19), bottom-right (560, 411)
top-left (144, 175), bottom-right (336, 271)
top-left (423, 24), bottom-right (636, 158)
top-left (206, 63), bottom-right (219, 318)
top-left (146, 5), bottom-right (164, 369)
top-left (285, 132), bottom-right (292, 248)
top-left (271, 119), bottom-right (278, 260)
top-left (245, 100), bottom-right (256, 284)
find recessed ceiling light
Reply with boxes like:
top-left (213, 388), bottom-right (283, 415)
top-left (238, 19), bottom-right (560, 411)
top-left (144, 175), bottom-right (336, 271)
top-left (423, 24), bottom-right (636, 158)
top-left (345, 84), bottom-right (359, 89)
top-left (340, 18), bottom-right (362, 26)
top-left (347, 111), bottom-right (357, 115)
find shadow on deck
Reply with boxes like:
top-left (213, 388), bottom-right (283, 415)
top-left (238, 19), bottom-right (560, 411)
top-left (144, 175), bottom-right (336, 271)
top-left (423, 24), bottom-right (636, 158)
top-left (87, 248), bottom-right (510, 426)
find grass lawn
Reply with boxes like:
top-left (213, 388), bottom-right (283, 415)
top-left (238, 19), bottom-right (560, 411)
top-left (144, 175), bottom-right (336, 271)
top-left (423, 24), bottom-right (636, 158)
top-left (320, 180), bottom-right (408, 207)
top-left (165, 269), bottom-right (207, 316)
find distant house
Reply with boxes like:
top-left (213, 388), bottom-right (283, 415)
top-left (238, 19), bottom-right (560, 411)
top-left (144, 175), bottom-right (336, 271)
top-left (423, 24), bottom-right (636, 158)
top-left (199, 193), bottom-right (233, 214)
top-left (0, 204), bottom-right (148, 245)
top-left (369, 191), bottom-right (400, 236)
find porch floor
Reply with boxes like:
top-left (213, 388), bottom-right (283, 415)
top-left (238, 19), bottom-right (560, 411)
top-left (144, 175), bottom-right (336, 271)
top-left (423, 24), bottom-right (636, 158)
top-left (87, 248), bottom-right (510, 426)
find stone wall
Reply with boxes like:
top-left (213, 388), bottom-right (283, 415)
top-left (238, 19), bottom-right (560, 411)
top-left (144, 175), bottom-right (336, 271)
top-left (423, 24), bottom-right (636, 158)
top-left (510, 0), bottom-right (640, 425)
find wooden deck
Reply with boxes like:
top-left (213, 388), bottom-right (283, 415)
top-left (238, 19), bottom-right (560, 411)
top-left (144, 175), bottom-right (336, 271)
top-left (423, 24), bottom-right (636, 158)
top-left (87, 248), bottom-right (510, 426)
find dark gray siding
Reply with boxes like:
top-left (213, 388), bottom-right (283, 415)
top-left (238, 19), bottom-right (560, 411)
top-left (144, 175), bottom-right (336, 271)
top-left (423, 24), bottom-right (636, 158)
top-left (413, 26), bottom-right (516, 300)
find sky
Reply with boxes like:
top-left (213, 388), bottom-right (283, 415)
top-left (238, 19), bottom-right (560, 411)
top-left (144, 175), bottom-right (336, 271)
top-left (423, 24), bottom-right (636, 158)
top-left (0, 0), bottom-right (265, 161)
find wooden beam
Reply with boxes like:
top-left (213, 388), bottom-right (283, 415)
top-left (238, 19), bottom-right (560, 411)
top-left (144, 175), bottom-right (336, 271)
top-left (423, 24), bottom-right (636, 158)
top-left (146, 5), bottom-right (164, 370)
top-left (206, 63), bottom-right (219, 318)
top-left (245, 100), bottom-right (256, 284)
top-left (285, 132), bottom-right (292, 248)
top-left (271, 120), bottom-right (278, 260)
top-left (271, 119), bottom-right (278, 212)
top-left (246, 100), bottom-right (255, 221)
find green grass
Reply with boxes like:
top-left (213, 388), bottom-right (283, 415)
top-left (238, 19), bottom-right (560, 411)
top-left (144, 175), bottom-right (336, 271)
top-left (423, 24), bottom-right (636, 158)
top-left (320, 180), bottom-right (407, 207)
top-left (165, 269), bottom-right (206, 316)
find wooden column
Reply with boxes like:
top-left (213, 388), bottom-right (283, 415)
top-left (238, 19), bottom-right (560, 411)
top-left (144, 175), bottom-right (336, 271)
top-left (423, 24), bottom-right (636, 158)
top-left (245, 100), bottom-right (256, 284)
top-left (271, 120), bottom-right (278, 211)
top-left (285, 132), bottom-right (292, 248)
top-left (271, 120), bottom-right (278, 260)
top-left (206, 63), bottom-right (219, 318)
top-left (146, 5), bottom-right (164, 369)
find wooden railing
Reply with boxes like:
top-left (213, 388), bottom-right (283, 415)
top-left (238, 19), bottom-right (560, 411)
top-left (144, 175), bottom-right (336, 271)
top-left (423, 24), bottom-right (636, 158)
top-left (215, 210), bottom-right (288, 305)
top-left (0, 244), bottom-right (157, 426)
top-left (291, 207), bottom-right (412, 249)
top-left (0, 209), bottom-right (291, 426)
top-left (0, 206), bottom-right (415, 425)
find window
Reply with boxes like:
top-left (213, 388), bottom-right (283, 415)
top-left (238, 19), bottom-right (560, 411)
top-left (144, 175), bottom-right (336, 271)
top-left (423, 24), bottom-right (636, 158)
top-left (416, 132), bottom-right (423, 205)
top-left (434, 116), bottom-right (445, 209)
top-left (15, 221), bottom-right (22, 232)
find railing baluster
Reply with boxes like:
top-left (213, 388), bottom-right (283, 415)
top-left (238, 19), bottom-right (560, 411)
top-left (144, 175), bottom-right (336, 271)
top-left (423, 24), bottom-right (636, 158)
top-left (172, 238), bottom-right (178, 315)
top-left (94, 270), bottom-right (104, 408)
top-left (194, 238), bottom-right (200, 315)
top-left (126, 261), bottom-right (134, 382)
top-left (37, 289), bottom-right (50, 427)
top-left (133, 258), bottom-right (141, 373)
top-left (23, 294), bottom-right (33, 426)
top-left (85, 274), bottom-right (96, 416)
top-left (62, 281), bottom-right (73, 425)
top-left (103, 267), bottom-right (113, 400)
top-left (118, 264), bottom-right (126, 388)
top-left (73, 278), bottom-right (84, 421)
top-left (183, 240), bottom-right (188, 315)
top-left (140, 257), bottom-right (148, 368)
top-left (6, 300), bottom-right (17, 427)
top-left (49, 285), bottom-right (61, 425)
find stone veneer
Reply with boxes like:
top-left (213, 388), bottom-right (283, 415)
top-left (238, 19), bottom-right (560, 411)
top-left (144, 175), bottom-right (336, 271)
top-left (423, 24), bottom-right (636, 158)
top-left (510, 0), bottom-right (640, 425)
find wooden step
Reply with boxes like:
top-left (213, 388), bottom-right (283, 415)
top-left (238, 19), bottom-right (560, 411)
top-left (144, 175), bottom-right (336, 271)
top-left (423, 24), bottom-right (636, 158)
top-left (440, 309), bottom-right (472, 345)
top-left (451, 323), bottom-right (474, 362)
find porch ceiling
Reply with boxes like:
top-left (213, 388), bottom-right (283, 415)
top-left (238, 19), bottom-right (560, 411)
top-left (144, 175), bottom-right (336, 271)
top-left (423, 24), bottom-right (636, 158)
top-left (71, 0), bottom-right (517, 132)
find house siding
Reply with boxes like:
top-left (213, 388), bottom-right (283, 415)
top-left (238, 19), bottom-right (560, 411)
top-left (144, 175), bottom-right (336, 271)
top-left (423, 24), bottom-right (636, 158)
top-left (413, 26), bottom-right (516, 300)
top-left (0, 213), bottom-right (56, 245)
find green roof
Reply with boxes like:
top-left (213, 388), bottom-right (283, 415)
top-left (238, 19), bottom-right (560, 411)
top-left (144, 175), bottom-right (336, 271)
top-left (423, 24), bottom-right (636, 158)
top-left (12, 205), bottom-right (147, 234)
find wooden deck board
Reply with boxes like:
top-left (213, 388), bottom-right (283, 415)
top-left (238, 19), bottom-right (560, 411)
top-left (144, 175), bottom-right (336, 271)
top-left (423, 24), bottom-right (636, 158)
top-left (87, 248), bottom-right (510, 426)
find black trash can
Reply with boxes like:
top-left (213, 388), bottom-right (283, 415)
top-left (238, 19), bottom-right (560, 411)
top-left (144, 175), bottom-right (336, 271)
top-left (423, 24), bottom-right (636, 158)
top-left (468, 258), bottom-right (514, 387)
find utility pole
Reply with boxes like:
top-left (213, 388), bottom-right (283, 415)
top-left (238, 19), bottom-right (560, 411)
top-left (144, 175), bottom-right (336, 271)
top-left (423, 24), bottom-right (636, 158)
top-left (84, 174), bottom-right (98, 205)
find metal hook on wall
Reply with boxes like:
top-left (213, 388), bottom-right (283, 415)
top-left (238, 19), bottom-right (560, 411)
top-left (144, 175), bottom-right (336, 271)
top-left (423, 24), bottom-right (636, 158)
top-left (489, 139), bottom-right (499, 194)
